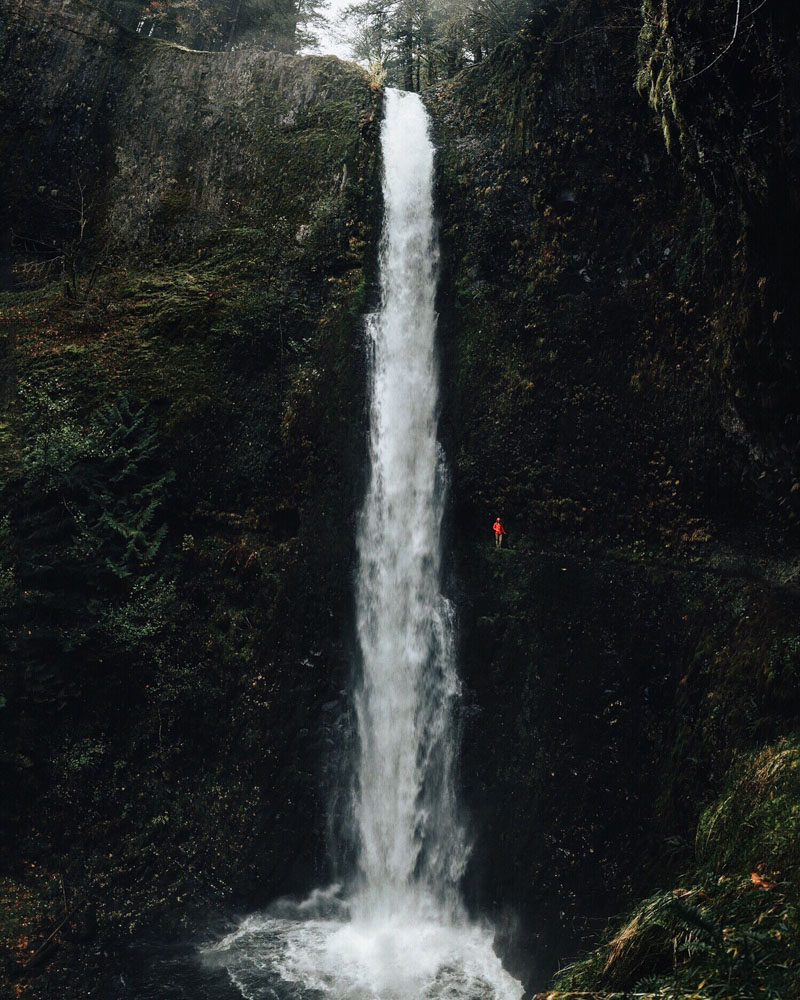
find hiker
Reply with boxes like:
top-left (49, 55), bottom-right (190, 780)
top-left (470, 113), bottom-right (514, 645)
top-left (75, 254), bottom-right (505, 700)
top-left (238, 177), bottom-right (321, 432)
top-left (493, 517), bottom-right (506, 548)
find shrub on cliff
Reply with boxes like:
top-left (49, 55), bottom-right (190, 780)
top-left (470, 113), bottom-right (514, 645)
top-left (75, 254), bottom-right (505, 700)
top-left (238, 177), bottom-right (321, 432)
top-left (555, 736), bottom-right (800, 999)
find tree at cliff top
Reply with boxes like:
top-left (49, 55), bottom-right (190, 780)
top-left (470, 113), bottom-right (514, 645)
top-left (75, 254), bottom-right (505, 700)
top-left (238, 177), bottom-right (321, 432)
top-left (341, 0), bottom-right (542, 88)
top-left (102, 0), bottom-right (328, 52)
top-left (228, 0), bottom-right (329, 50)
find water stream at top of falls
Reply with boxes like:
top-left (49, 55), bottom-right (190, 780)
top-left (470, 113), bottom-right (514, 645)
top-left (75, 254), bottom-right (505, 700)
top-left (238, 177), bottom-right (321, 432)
top-left (198, 89), bottom-right (523, 1000)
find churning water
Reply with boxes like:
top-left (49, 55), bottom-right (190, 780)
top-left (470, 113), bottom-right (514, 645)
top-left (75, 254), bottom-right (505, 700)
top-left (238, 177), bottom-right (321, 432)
top-left (120, 90), bottom-right (522, 1000)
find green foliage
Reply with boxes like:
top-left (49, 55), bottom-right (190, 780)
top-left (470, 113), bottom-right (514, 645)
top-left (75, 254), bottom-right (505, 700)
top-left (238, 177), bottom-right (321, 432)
top-left (555, 738), bottom-right (800, 1000)
top-left (20, 378), bottom-right (95, 493)
top-left (696, 737), bottom-right (800, 878)
top-left (628, 887), bottom-right (799, 1000)
top-left (234, 0), bottom-right (329, 51)
top-left (637, 0), bottom-right (683, 154)
top-left (62, 736), bottom-right (107, 777)
top-left (341, 0), bottom-right (544, 88)
top-left (84, 395), bottom-right (175, 581)
top-left (102, 0), bottom-right (328, 52)
top-left (13, 390), bottom-right (174, 704)
top-left (100, 576), bottom-right (177, 651)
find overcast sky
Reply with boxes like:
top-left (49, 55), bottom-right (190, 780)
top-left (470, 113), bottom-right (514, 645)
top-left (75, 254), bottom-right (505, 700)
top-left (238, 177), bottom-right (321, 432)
top-left (313, 0), bottom-right (356, 61)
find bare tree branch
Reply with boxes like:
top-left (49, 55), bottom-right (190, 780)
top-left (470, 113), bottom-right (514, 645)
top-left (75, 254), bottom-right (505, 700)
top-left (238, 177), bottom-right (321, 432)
top-left (683, 0), bottom-right (741, 83)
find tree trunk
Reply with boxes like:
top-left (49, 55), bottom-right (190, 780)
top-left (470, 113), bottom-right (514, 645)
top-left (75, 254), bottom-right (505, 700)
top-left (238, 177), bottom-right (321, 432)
top-left (227, 0), bottom-right (244, 49)
top-left (402, 18), bottom-right (414, 91)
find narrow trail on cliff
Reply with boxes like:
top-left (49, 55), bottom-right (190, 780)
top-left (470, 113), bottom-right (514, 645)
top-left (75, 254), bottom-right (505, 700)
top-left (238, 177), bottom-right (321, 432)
top-left (198, 89), bottom-right (523, 1000)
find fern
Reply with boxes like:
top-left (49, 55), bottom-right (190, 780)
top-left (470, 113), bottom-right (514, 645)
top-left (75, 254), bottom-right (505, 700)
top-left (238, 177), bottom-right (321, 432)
top-left (83, 395), bottom-right (175, 582)
top-left (13, 391), bottom-right (174, 702)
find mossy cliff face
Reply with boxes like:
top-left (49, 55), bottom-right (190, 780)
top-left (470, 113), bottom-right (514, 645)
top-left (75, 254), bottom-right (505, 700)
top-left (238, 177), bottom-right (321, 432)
top-left (636, 0), bottom-right (800, 511)
top-left (427, 0), bottom-right (800, 985)
top-left (0, 1), bottom-right (380, 990)
top-left (2, 0), bottom-right (378, 256)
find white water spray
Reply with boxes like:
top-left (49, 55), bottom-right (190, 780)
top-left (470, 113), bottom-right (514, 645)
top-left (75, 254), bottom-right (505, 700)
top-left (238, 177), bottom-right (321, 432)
top-left (206, 90), bottom-right (523, 1000)
top-left (353, 87), bottom-right (465, 918)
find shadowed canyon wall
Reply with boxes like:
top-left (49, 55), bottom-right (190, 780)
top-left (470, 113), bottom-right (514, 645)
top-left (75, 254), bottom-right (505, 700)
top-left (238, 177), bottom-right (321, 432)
top-left (427, 0), bottom-right (800, 985)
top-left (1, 1), bottom-right (380, 989)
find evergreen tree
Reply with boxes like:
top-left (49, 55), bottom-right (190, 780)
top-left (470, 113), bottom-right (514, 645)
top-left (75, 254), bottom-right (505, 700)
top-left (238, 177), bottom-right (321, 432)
top-left (340, 0), bottom-right (537, 88)
top-left (81, 395), bottom-right (174, 585)
top-left (102, 0), bottom-right (328, 52)
top-left (230, 0), bottom-right (328, 50)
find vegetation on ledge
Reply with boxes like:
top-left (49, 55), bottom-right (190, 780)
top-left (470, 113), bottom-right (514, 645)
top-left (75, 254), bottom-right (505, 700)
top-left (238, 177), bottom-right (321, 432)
top-left (555, 736), bottom-right (800, 1000)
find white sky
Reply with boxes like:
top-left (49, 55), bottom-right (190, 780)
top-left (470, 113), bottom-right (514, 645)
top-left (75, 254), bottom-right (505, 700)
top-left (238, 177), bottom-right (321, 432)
top-left (313, 0), bottom-right (356, 61)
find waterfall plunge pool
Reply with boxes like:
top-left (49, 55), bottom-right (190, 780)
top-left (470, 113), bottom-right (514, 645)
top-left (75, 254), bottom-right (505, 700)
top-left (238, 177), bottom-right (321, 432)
top-left (100, 890), bottom-right (522, 1000)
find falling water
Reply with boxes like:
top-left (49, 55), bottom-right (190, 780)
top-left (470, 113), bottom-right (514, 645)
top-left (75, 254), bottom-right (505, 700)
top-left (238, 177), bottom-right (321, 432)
top-left (353, 87), bottom-right (465, 918)
top-left (203, 90), bottom-right (523, 1000)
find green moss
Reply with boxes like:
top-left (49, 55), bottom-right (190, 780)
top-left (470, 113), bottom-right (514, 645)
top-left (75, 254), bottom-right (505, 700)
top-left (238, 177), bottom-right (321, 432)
top-left (556, 737), bottom-right (800, 998)
top-left (636, 0), bottom-right (685, 156)
top-left (156, 187), bottom-right (193, 222)
top-left (697, 737), bottom-right (800, 877)
top-left (0, 14), bottom-right (382, 986)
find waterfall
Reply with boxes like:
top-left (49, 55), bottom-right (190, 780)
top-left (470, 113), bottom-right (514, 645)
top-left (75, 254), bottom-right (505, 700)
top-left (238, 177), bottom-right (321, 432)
top-left (205, 91), bottom-right (523, 1000)
top-left (353, 87), bottom-right (465, 917)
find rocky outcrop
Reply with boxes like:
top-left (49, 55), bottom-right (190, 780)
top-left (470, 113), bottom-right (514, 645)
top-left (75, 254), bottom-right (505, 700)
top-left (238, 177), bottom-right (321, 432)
top-left (0, 2), bottom-right (380, 993)
top-left (427, 0), bottom-right (800, 985)
top-left (2, 0), bottom-right (375, 256)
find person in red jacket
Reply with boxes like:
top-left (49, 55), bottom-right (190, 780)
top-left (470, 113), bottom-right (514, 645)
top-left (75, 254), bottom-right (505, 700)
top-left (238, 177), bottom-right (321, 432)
top-left (493, 517), bottom-right (506, 548)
